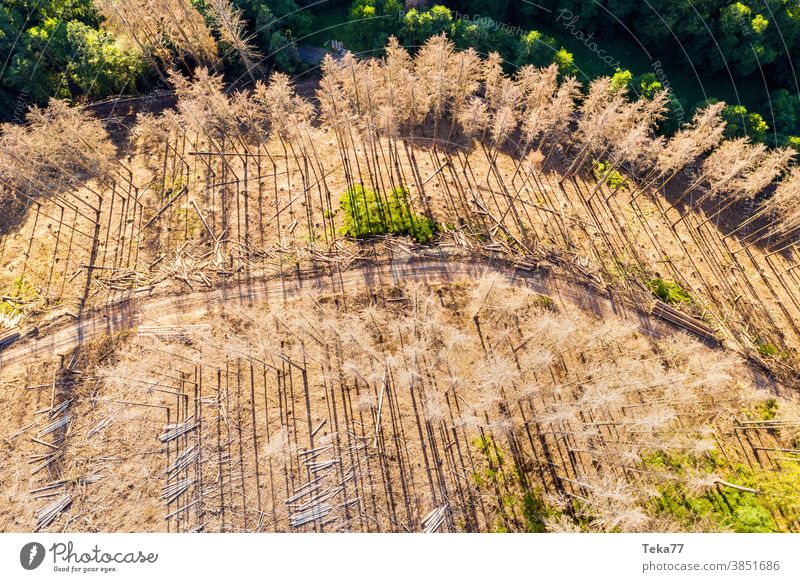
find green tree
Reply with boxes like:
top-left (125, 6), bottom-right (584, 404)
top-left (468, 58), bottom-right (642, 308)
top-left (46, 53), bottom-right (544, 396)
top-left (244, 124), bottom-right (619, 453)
top-left (717, 3), bottom-right (776, 76)
top-left (451, 17), bottom-right (519, 62)
top-left (721, 103), bottom-right (769, 143)
top-left (347, 0), bottom-right (403, 53)
top-left (0, 0), bottom-right (142, 110)
top-left (66, 21), bottom-right (142, 98)
top-left (270, 30), bottom-right (301, 72)
top-left (610, 68), bottom-right (633, 93)
top-left (552, 47), bottom-right (577, 76)
top-left (401, 5), bottom-right (453, 47)
top-left (768, 89), bottom-right (800, 135)
top-left (633, 72), bottom-right (662, 99)
top-left (235, 0), bottom-right (311, 38)
top-left (7, 17), bottom-right (72, 102)
top-left (515, 29), bottom-right (556, 68)
top-left (784, 136), bottom-right (800, 152)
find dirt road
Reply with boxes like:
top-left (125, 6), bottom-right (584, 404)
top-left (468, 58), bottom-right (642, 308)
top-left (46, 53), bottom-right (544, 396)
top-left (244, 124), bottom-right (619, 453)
top-left (0, 258), bottom-right (663, 377)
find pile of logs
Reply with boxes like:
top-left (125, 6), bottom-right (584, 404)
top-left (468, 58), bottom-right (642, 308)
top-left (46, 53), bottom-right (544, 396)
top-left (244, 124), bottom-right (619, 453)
top-left (150, 240), bottom-right (239, 290)
top-left (35, 494), bottom-right (73, 531)
top-left (94, 268), bottom-right (152, 292)
top-left (421, 504), bottom-right (449, 533)
top-left (650, 299), bottom-right (716, 339)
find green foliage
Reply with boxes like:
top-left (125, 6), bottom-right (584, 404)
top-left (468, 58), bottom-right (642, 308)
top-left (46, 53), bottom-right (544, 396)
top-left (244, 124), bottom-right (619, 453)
top-left (336, 1), bottom-right (575, 80)
top-left (0, 1), bottom-right (142, 110)
top-left (339, 185), bottom-right (437, 243)
top-left (748, 398), bottom-right (779, 421)
top-left (634, 73), bottom-right (685, 134)
top-left (515, 0), bottom-right (799, 139)
top-left (347, 0), bottom-right (403, 53)
top-left (696, 99), bottom-right (770, 143)
top-left (610, 68), bottom-right (633, 93)
top-left (270, 30), bottom-right (301, 73)
top-left (473, 434), bottom-right (502, 460)
top-left (607, 70), bottom-right (683, 133)
top-left (732, 505), bottom-right (774, 532)
top-left (754, 337), bottom-right (786, 359)
top-left (643, 450), bottom-right (800, 533)
top-left (0, 303), bottom-right (21, 321)
top-left (520, 489), bottom-right (555, 533)
top-left (768, 89), bottom-right (800, 136)
top-left (1, 276), bottom-right (37, 319)
top-left (633, 72), bottom-right (661, 100)
top-left (722, 103), bottom-right (769, 143)
top-left (646, 278), bottom-right (693, 304)
top-left (65, 22), bottom-right (142, 98)
top-left (784, 136), bottom-right (800, 152)
top-left (552, 47), bottom-right (577, 76)
top-left (717, 2), bottom-right (776, 76)
top-left (593, 160), bottom-right (627, 190)
top-left (757, 341), bottom-right (778, 357)
top-left (11, 276), bottom-right (37, 301)
top-left (228, 0), bottom-right (312, 73)
top-left (472, 435), bottom-right (567, 532)
top-left (401, 5), bottom-right (453, 47)
top-left (521, 0), bottom-right (793, 78)
top-left (515, 29), bottom-right (557, 68)
top-left (534, 294), bottom-right (556, 310)
top-left (450, 15), bottom-right (519, 60)
top-left (235, 0), bottom-right (312, 47)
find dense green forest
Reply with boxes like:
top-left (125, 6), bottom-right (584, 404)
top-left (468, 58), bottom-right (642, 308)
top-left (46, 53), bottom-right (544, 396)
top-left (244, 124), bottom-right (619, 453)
top-left (0, 0), bottom-right (314, 116)
top-left (0, 0), bottom-right (141, 113)
top-left (1, 0), bottom-right (798, 146)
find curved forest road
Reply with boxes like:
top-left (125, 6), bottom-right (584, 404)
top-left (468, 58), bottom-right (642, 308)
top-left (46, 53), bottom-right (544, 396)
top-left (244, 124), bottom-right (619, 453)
top-left (0, 258), bottom-right (674, 378)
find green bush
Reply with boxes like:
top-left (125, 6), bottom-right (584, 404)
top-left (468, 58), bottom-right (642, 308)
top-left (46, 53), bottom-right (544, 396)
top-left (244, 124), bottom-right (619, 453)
top-left (646, 278), bottom-right (693, 304)
top-left (552, 47), bottom-right (577, 76)
top-left (0, 1), bottom-right (143, 108)
top-left (521, 489), bottom-right (554, 533)
top-left (748, 398), bottom-right (778, 421)
top-left (401, 5), bottom-right (453, 47)
top-left (516, 29), bottom-right (557, 68)
top-left (785, 136), bottom-right (800, 152)
top-left (610, 68), bottom-right (633, 93)
top-left (339, 185), bottom-right (437, 243)
top-left (722, 103), bottom-right (769, 143)
top-left (754, 337), bottom-right (786, 359)
top-left (347, 0), bottom-right (403, 53)
top-left (593, 160), bottom-right (627, 190)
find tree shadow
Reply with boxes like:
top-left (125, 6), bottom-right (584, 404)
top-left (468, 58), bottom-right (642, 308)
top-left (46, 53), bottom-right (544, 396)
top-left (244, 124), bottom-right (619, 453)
top-left (658, 171), bottom-right (797, 260)
top-left (0, 196), bottom-right (33, 238)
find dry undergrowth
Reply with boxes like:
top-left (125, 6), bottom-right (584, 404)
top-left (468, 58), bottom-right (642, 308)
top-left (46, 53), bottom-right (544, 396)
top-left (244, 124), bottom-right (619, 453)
top-left (2, 277), bottom-right (798, 532)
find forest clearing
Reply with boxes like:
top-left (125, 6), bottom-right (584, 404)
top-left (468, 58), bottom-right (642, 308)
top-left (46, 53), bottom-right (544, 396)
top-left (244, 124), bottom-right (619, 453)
top-left (1, 35), bottom-right (800, 533)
